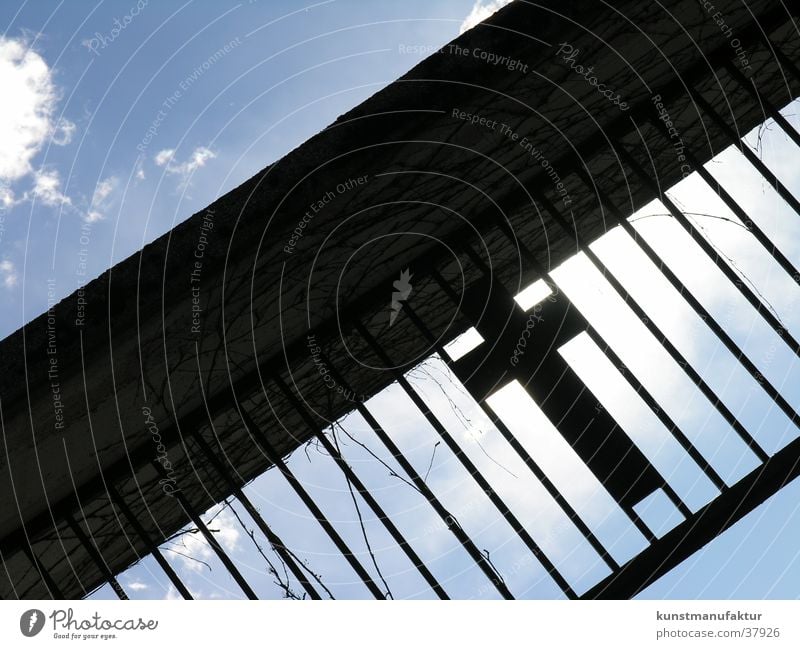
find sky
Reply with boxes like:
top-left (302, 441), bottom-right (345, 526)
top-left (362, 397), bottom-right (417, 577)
top-left (0, 0), bottom-right (500, 337)
top-left (2, 0), bottom-right (800, 600)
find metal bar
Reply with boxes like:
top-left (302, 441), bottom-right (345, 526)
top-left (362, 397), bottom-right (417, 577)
top-left (724, 61), bottom-right (800, 151)
top-left (234, 406), bottom-right (387, 599)
top-left (659, 485), bottom-right (693, 522)
top-left (758, 36), bottom-right (800, 97)
top-left (646, 94), bottom-right (800, 296)
top-left (107, 484), bottom-right (194, 600)
top-left (188, 429), bottom-right (322, 600)
top-left (582, 325), bottom-right (725, 503)
top-left (1, 12), bottom-right (795, 599)
top-left (583, 431), bottom-right (800, 598)
top-left (353, 317), bottom-right (579, 597)
top-left (688, 89), bottom-right (800, 222)
top-left (485, 222), bottom-right (730, 494)
top-left (272, 373), bottom-right (450, 599)
top-left (566, 177), bottom-right (770, 463)
top-left (403, 286), bottom-right (620, 569)
top-left (669, 150), bottom-right (800, 426)
top-left (571, 160), bottom-right (800, 434)
top-left (681, 145), bottom-right (800, 287)
top-left (455, 242), bottom-right (663, 544)
top-left (21, 544), bottom-right (64, 599)
top-left (150, 461), bottom-right (258, 600)
top-left (64, 512), bottom-right (129, 600)
top-left (617, 141), bottom-right (800, 365)
top-left (318, 350), bottom-right (520, 599)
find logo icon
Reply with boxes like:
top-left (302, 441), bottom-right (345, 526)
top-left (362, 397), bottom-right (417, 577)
top-left (389, 268), bottom-right (413, 326)
top-left (20, 609), bottom-right (45, 637)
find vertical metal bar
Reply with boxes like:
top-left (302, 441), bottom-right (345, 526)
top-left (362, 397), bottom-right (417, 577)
top-left (150, 461), bottom-right (258, 600)
top-left (318, 351), bottom-right (520, 599)
top-left (482, 222), bottom-right (730, 493)
top-left (271, 373), bottom-right (450, 599)
top-left (616, 141), bottom-right (800, 364)
top-left (724, 61), bottom-right (800, 151)
top-left (234, 405), bottom-right (387, 599)
top-left (401, 288), bottom-right (621, 568)
top-left (21, 544), bottom-right (64, 599)
top-left (65, 512), bottom-right (129, 600)
top-left (688, 89), bottom-right (800, 220)
top-left (583, 428), bottom-right (800, 599)
top-left (464, 232), bottom-right (730, 497)
top-left (581, 324), bottom-right (724, 503)
top-left (566, 178), bottom-right (770, 463)
top-left (680, 144), bottom-right (800, 286)
top-left (454, 243), bottom-right (680, 540)
top-left (106, 484), bottom-right (194, 600)
top-left (564, 167), bottom-right (800, 433)
top-left (353, 318), bottom-right (579, 597)
top-left (758, 36), bottom-right (800, 94)
top-left (188, 430), bottom-right (322, 600)
top-left (648, 108), bottom-right (800, 290)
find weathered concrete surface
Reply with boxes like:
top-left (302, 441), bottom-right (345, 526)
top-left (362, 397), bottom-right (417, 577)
top-left (0, 0), bottom-right (798, 598)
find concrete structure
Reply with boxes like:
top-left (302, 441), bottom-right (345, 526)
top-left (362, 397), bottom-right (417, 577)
top-left (1, 0), bottom-right (799, 598)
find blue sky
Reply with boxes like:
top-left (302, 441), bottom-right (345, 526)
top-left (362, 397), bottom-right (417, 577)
top-left (0, 0), bottom-right (497, 337)
top-left (96, 109), bottom-right (800, 600)
top-left (3, 1), bottom-right (800, 600)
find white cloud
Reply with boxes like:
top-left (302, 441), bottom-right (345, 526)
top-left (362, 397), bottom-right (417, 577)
top-left (92, 176), bottom-right (116, 204)
top-left (164, 584), bottom-right (182, 600)
top-left (126, 581), bottom-right (149, 592)
top-left (0, 184), bottom-right (16, 208)
top-left (0, 37), bottom-right (73, 185)
top-left (154, 149), bottom-right (174, 167)
top-left (0, 260), bottom-right (18, 288)
top-left (154, 146), bottom-right (216, 187)
top-left (0, 38), bottom-right (54, 182)
top-left (31, 168), bottom-right (71, 207)
top-left (3, 169), bottom-right (112, 218)
top-left (460, 0), bottom-right (513, 34)
top-left (86, 176), bottom-right (117, 222)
